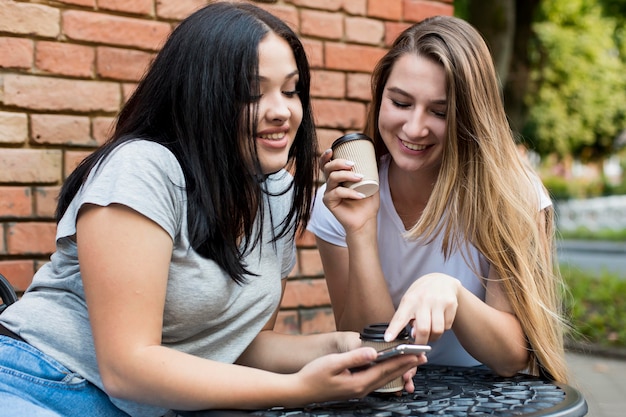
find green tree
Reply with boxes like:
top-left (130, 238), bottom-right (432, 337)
top-left (522, 0), bottom-right (626, 163)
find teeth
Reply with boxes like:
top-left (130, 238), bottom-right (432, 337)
top-left (259, 133), bottom-right (285, 140)
top-left (402, 140), bottom-right (427, 151)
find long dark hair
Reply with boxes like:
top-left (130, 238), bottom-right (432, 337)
top-left (56, 2), bottom-right (318, 284)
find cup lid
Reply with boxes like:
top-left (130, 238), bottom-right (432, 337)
top-left (360, 322), bottom-right (410, 341)
top-left (331, 132), bottom-right (374, 150)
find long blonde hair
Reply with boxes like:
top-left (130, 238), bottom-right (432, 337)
top-left (366, 15), bottom-right (569, 382)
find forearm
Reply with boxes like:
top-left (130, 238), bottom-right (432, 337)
top-left (338, 222), bottom-right (395, 331)
top-left (100, 344), bottom-right (303, 411)
top-left (236, 330), bottom-right (354, 373)
top-left (453, 287), bottom-right (529, 376)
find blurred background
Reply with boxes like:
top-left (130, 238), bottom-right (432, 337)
top-left (453, 0), bottom-right (626, 355)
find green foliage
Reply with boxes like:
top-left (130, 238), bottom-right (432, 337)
top-left (523, 0), bottom-right (626, 162)
top-left (559, 226), bottom-right (626, 241)
top-left (453, 0), bottom-right (470, 19)
top-left (542, 174), bottom-right (613, 199)
top-left (562, 264), bottom-right (626, 348)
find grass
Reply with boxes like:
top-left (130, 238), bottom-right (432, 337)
top-left (561, 264), bottom-right (626, 349)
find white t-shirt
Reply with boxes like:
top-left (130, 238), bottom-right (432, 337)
top-left (308, 154), bottom-right (551, 367)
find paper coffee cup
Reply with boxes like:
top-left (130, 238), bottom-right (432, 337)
top-left (331, 133), bottom-right (379, 197)
top-left (360, 323), bottom-right (410, 393)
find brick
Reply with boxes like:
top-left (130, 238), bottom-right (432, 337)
top-left (300, 10), bottom-right (343, 40)
top-left (62, 10), bottom-right (171, 51)
top-left (6, 222), bottom-right (57, 255)
top-left (258, 5), bottom-right (299, 32)
top-left (312, 98), bottom-right (366, 130)
top-left (385, 22), bottom-right (412, 46)
top-left (0, 1), bottom-right (60, 38)
top-left (302, 39), bottom-right (323, 69)
top-left (403, 0), bottom-right (454, 22)
top-left (3, 74), bottom-right (120, 112)
top-left (0, 260), bottom-right (35, 293)
top-left (64, 150), bottom-right (93, 179)
top-left (274, 310), bottom-right (300, 334)
top-left (35, 41), bottom-right (94, 77)
top-left (0, 187), bottom-right (32, 218)
top-left (30, 114), bottom-right (95, 146)
top-left (0, 111), bottom-right (28, 144)
top-left (0, 37), bottom-right (33, 69)
top-left (34, 186), bottom-right (61, 218)
top-left (122, 83), bottom-right (139, 103)
top-left (341, 0), bottom-right (367, 15)
top-left (316, 128), bottom-right (344, 153)
top-left (97, 47), bottom-right (154, 82)
top-left (296, 229), bottom-right (317, 248)
top-left (283, 278), bottom-right (331, 308)
top-left (311, 70), bottom-right (345, 99)
top-left (347, 72), bottom-right (372, 101)
top-left (284, 0), bottom-right (342, 11)
top-left (368, 0), bottom-right (402, 20)
top-left (297, 248), bottom-right (326, 277)
top-left (93, 117), bottom-right (116, 145)
top-left (0, 149), bottom-right (62, 184)
top-left (345, 17), bottom-right (384, 45)
top-left (98, 0), bottom-right (154, 16)
top-left (325, 43), bottom-right (386, 73)
top-left (300, 308), bottom-right (336, 334)
top-left (156, 0), bottom-right (205, 20)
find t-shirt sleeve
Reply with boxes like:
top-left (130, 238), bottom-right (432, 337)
top-left (57, 141), bottom-right (186, 242)
top-left (529, 171), bottom-right (552, 210)
top-left (306, 184), bottom-right (348, 247)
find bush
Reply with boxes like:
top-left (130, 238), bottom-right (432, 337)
top-left (561, 264), bottom-right (626, 348)
top-left (558, 227), bottom-right (626, 241)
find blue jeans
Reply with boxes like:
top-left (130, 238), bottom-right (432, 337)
top-left (0, 336), bottom-right (130, 417)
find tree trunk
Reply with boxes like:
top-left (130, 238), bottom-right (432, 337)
top-left (466, 0), bottom-right (541, 135)
top-left (503, 0), bottom-right (541, 134)
top-left (468, 0), bottom-right (516, 82)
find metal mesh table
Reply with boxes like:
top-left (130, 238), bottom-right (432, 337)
top-left (178, 365), bottom-right (588, 417)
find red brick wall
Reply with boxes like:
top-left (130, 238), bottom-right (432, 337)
top-left (0, 0), bottom-right (453, 333)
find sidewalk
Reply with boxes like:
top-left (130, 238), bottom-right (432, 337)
top-left (566, 351), bottom-right (626, 417)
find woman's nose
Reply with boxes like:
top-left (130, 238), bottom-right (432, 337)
top-left (403, 110), bottom-right (429, 138)
top-left (263, 93), bottom-right (290, 122)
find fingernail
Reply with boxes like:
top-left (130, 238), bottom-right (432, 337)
top-left (345, 160), bottom-right (355, 167)
top-left (384, 332), bottom-right (392, 342)
top-left (354, 173), bottom-right (364, 179)
top-left (323, 149), bottom-right (332, 155)
top-left (356, 193), bottom-right (366, 199)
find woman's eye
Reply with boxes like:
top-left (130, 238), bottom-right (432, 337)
top-left (433, 110), bottom-right (447, 118)
top-left (283, 90), bottom-right (300, 98)
top-left (391, 100), bottom-right (411, 108)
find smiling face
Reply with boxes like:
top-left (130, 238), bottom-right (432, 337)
top-left (253, 32), bottom-right (303, 175)
top-left (378, 53), bottom-right (448, 179)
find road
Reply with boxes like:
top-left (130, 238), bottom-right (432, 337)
top-left (557, 240), bottom-right (626, 277)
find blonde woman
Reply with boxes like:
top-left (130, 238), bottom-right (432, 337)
top-left (308, 15), bottom-right (569, 382)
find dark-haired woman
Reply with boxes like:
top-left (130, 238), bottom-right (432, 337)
top-left (0, 3), bottom-right (423, 416)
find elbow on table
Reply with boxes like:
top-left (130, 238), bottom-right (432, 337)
top-left (489, 352), bottom-right (530, 378)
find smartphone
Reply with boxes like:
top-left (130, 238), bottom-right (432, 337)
top-left (373, 344), bottom-right (431, 363)
top-left (350, 344), bottom-right (431, 372)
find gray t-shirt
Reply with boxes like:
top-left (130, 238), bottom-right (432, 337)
top-left (0, 140), bottom-right (296, 416)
